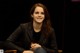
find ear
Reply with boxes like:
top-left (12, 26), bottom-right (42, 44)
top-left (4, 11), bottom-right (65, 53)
top-left (31, 14), bottom-right (33, 18)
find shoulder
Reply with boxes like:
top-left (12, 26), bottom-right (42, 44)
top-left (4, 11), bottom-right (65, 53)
top-left (20, 22), bottom-right (31, 27)
top-left (19, 22), bottom-right (32, 29)
top-left (50, 27), bottom-right (55, 32)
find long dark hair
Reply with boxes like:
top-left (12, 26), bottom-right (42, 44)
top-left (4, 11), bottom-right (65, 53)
top-left (30, 3), bottom-right (52, 38)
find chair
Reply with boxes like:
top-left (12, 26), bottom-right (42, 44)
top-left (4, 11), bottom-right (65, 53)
top-left (58, 50), bottom-right (63, 53)
top-left (5, 50), bottom-right (17, 53)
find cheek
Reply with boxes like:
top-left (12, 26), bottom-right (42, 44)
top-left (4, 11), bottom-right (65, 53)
top-left (33, 14), bottom-right (37, 18)
top-left (43, 15), bottom-right (45, 19)
top-left (32, 15), bottom-right (36, 19)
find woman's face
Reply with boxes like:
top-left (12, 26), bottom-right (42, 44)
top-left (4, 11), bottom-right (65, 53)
top-left (31, 6), bottom-right (45, 24)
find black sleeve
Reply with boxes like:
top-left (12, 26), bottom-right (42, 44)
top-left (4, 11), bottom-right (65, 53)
top-left (4, 24), bottom-right (25, 53)
top-left (42, 29), bottom-right (58, 53)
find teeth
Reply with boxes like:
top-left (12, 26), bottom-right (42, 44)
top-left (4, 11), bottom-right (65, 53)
top-left (37, 18), bottom-right (42, 19)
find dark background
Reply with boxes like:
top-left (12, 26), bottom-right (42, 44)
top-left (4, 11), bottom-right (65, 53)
top-left (0, 0), bottom-right (65, 50)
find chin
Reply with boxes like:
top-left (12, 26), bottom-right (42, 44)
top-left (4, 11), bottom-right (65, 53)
top-left (37, 22), bottom-right (42, 24)
top-left (36, 20), bottom-right (43, 23)
top-left (36, 21), bottom-right (43, 24)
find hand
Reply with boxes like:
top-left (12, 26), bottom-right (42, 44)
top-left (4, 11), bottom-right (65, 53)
top-left (23, 50), bottom-right (33, 53)
top-left (30, 43), bottom-right (41, 50)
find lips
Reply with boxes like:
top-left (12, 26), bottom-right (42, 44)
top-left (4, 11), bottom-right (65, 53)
top-left (37, 18), bottom-right (42, 19)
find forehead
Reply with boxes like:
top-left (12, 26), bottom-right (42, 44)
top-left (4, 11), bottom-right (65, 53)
top-left (34, 6), bottom-right (44, 12)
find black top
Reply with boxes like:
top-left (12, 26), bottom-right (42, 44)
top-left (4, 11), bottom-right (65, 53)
top-left (32, 29), bottom-right (41, 43)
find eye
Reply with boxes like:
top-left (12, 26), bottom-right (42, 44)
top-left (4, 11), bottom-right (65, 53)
top-left (35, 12), bottom-right (39, 14)
top-left (41, 12), bottom-right (44, 15)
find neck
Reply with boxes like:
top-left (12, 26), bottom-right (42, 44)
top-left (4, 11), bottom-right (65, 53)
top-left (33, 21), bottom-right (42, 32)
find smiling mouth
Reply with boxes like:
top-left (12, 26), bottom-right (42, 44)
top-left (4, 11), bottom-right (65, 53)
top-left (37, 18), bottom-right (42, 19)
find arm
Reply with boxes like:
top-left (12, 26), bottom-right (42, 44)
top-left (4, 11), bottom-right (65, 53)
top-left (42, 29), bottom-right (58, 53)
top-left (4, 24), bottom-right (25, 53)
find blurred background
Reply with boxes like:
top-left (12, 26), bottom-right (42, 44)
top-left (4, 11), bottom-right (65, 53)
top-left (0, 0), bottom-right (65, 50)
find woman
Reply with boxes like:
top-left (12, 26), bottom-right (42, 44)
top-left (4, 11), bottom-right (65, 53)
top-left (5, 3), bottom-right (58, 53)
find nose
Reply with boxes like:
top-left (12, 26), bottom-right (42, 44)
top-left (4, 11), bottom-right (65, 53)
top-left (38, 13), bottom-right (41, 17)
